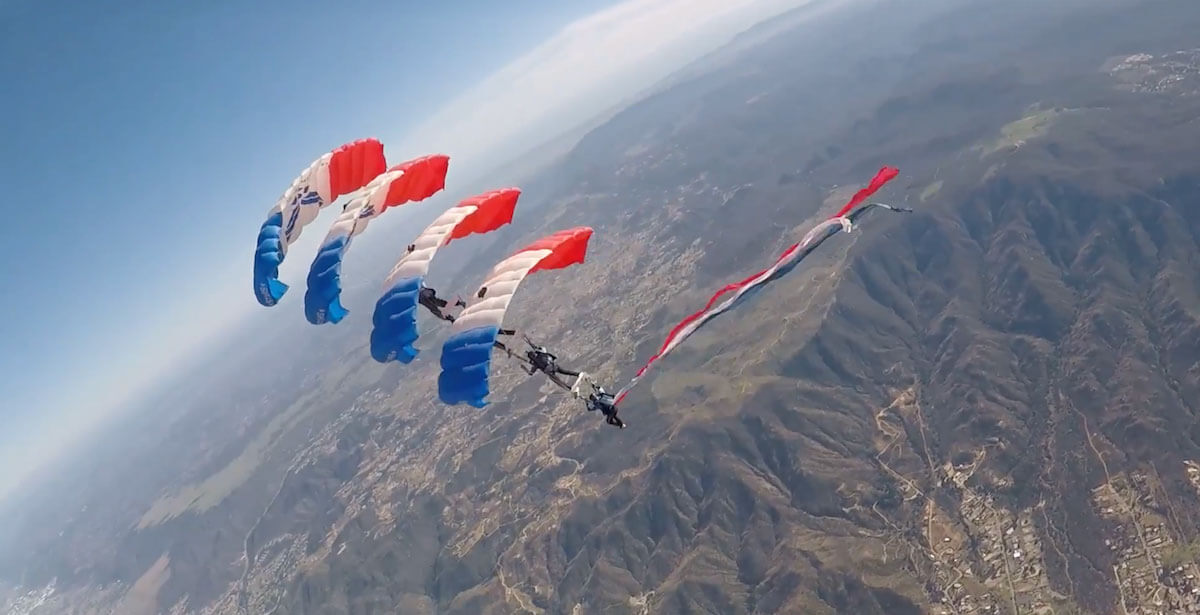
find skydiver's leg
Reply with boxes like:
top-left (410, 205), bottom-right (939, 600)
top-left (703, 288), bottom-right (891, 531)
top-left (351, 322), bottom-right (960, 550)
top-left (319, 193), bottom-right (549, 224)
top-left (553, 366), bottom-right (582, 390)
top-left (432, 296), bottom-right (449, 308)
top-left (552, 365), bottom-right (580, 389)
top-left (420, 301), bottom-right (443, 320)
top-left (546, 373), bottom-right (573, 391)
top-left (498, 328), bottom-right (516, 337)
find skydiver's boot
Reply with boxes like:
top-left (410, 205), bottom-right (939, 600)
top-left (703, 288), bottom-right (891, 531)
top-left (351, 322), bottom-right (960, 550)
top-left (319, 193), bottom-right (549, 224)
top-left (498, 328), bottom-right (517, 337)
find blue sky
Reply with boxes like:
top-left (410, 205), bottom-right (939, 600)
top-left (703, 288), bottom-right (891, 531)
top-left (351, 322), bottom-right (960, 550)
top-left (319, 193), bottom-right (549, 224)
top-left (0, 0), bottom-right (812, 497)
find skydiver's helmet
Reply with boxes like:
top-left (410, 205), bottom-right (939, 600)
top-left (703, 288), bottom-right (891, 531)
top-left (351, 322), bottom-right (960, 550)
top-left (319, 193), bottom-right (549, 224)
top-left (527, 347), bottom-right (552, 370)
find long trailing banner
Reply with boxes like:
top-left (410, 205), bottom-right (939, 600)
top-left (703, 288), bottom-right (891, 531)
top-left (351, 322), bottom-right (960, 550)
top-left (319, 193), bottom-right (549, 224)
top-left (614, 166), bottom-right (902, 404)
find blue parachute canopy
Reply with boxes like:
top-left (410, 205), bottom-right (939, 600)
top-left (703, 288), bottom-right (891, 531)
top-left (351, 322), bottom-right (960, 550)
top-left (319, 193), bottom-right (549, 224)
top-left (253, 212), bottom-right (289, 305)
top-left (438, 325), bottom-right (501, 407)
top-left (370, 276), bottom-right (424, 363)
top-left (304, 235), bottom-right (350, 324)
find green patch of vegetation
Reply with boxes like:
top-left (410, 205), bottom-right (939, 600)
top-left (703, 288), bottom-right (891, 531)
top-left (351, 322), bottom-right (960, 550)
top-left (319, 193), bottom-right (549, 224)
top-left (1161, 539), bottom-right (1200, 570)
top-left (978, 108), bottom-right (1077, 157)
top-left (136, 394), bottom-right (312, 528)
top-left (136, 354), bottom-right (382, 529)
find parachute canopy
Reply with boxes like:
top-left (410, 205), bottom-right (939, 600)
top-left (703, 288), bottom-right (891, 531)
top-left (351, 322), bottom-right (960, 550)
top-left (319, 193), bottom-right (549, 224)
top-left (370, 188), bottom-right (521, 363)
top-left (253, 138), bottom-right (387, 306)
top-left (614, 166), bottom-right (902, 404)
top-left (438, 227), bottom-right (593, 407)
top-left (304, 154), bottom-right (450, 324)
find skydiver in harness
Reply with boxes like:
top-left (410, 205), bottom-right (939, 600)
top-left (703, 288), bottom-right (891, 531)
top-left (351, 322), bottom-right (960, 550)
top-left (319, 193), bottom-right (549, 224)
top-left (408, 244), bottom-right (468, 323)
top-left (521, 336), bottom-right (583, 391)
top-left (526, 344), bottom-right (575, 383)
top-left (417, 284), bottom-right (466, 323)
top-left (584, 383), bottom-right (625, 429)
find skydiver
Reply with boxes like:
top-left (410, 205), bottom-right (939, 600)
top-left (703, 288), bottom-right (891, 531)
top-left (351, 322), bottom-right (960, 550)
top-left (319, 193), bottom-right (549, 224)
top-left (418, 284), bottom-right (466, 323)
top-left (585, 385), bottom-right (625, 429)
top-left (522, 337), bottom-right (581, 391)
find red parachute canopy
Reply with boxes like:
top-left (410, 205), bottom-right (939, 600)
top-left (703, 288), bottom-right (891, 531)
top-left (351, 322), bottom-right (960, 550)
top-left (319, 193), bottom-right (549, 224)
top-left (327, 138), bottom-right (388, 199)
top-left (449, 188), bottom-right (521, 243)
top-left (524, 226), bottom-right (594, 274)
top-left (379, 154), bottom-right (451, 212)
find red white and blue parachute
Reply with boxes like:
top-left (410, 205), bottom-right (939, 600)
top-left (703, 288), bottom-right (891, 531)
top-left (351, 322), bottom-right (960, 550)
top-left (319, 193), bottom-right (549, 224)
top-left (304, 154), bottom-right (450, 324)
top-left (439, 227), bottom-right (594, 407)
top-left (614, 167), bottom-right (903, 404)
top-left (253, 139), bottom-right (387, 307)
top-left (370, 188), bottom-right (521, 363)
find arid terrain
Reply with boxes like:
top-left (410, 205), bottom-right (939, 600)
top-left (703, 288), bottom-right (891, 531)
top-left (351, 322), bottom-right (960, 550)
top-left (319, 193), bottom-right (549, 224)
top-left (6, 1), bottom-right (1200, 613)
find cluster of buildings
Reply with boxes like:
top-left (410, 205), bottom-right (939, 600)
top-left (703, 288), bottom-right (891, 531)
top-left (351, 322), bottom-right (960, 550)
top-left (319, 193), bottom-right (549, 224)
top-left (873, 403), bottom-right (1200, 614)
top-left (1109, 48), bottom-right (1200, 95)
top-left (921, 463), bottom-right (1200, 614)
top-left (1095, 470), bottom-right (1200, 614)
top-left (944, 490), bottom-right (1055, 615)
